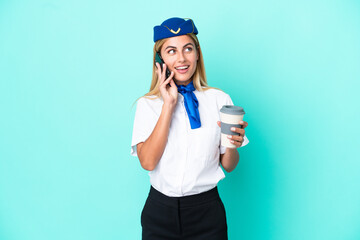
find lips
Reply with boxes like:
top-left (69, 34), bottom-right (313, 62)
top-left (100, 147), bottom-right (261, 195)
top-left (175, 65), bottom-right (190, 74)
top-left (175, 65), bottom-right (189, 70)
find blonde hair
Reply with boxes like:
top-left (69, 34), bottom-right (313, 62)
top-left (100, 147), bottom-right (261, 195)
top-left (131, 33), bottom-right (222, 109)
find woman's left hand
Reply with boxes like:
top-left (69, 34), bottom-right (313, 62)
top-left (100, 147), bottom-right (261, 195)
top-left (217, 120), bottom-right (248, 148)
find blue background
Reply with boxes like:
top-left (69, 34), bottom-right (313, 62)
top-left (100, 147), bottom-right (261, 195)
top-left (1, 0), bottom-right (359, 239)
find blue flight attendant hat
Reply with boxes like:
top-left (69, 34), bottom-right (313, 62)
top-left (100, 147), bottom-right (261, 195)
top-left (153, 17), bottom-right (198, 42)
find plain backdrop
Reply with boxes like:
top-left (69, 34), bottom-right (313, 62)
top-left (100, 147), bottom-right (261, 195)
top-left (0, 0), bottom-right (359, 239)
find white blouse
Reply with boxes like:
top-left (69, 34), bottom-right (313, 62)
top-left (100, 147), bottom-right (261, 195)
top-left (130, 87), bottom-right (249, 197)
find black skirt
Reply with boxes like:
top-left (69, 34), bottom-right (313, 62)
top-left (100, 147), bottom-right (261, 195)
top-left (141, 186), bottom-right (228, 240)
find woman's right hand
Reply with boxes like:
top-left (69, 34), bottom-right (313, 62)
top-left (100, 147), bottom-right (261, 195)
top-left (156, 62), bottom-right (178, 108)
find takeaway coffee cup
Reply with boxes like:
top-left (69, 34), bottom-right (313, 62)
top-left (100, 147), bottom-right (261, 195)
top-left (220, 105), bottom-right (245, 148)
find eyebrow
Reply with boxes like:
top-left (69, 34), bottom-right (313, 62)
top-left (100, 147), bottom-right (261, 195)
top-left (165, 43), bottom-right (194, 50)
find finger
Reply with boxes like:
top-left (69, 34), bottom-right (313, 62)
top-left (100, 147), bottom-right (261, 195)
top-left (157, 63), bottom-right (166, 83)
top-left (164, 71), bottom-right (174, 83)
top-left (231, 127), bottom-right (245, 135)
top-left (229, 137), bottom-right (243, 148)
top-left (240, 121), bottom-right (248, 129)
top-left (229, 138), bottom-right (241, 148)
top-left (161, 71), bottom-right (173, 86)
top-left (166, 70), bottom-right (174, 82)
top-left (169, 78), bottom-right (177, 88)
top-left (239, 129), bottom-right (245, 136)
top-left (227, 133), bottom-right (243, 141)
top-left (233, 136), bottom-right (244, 143)
top-left (217, 121), bottom-right (221, 127)
top-left (160, 77), bottom-right (170, 88)
top-left (155, 63), bottom-right (162, 81)
top-left (162, 64), bottom-right (167, 80)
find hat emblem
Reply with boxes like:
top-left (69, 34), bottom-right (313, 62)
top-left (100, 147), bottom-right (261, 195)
top-left (163, 25), bottom-right (181, 35)
top-left (170, 27), bottom-right (181, 34)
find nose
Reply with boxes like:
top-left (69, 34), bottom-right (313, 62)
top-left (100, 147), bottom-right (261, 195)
top-left (177, 51), bottom-right (185, 62)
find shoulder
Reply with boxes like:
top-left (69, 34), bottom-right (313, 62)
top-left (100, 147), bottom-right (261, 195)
top-left (137, 95), bottom-right (162, 106)
top-left (135, 95), bottom-right (163, 116)
top-left (199, 87), bottom-right (231, 100)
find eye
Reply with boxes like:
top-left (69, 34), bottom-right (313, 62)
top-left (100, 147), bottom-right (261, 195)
top-left (168, 49), bottom-right (175, 54)
top-left (185, 47), bottom-right (193, 52)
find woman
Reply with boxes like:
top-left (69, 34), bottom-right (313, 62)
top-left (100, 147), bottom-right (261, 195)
top-left (131, 17), bottom-right (249, 240)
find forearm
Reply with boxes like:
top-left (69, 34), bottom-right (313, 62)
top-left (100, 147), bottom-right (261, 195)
top-left (138, 103), bottom-right (175, 170)
top-left (220, 148), bottom-right (239, 172)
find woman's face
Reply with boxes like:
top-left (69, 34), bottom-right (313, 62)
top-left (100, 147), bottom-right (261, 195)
top-left (160, 35), bottom-right (199, 86)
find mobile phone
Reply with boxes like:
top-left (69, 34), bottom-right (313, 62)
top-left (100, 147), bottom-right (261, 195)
top-left (155, 52), bottom-right (171, 79)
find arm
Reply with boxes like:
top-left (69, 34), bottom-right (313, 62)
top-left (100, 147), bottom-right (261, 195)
top-left (220, 149), bottom-right (239, 172)
top-left (137, 103), bottom-right (175, 171)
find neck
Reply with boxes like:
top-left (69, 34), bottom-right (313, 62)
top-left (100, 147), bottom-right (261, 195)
top-left (175, 78), bottom-right (192, 86)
